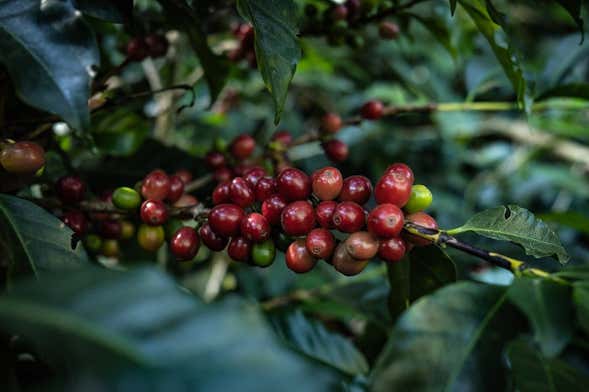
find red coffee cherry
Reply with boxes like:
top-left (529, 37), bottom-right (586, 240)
top-left (0, 141), bottom-right (45, 173)
top-left (214, 167), bottom-right (234, 183)
top-left (322, 140), bottom-right (349, 163)
top-left (205, 151), bottom-right (226, 169)
top-left (320, 113), bottom-right (342, 134)
top-left (271, 130), bottom-right (293, 146)
top-left (144, 33), bottom-right (169, 58)
top-left (229, 177), bottom-right (255, 208)
top-left (56, 175), bottom-right (86, 204)
top-left (62, 210), bottom-right (88, 235)
top-left (404, 212), bottom-right (438, 246)
top-left (141, 170), bottom-right (170, 201)
top-left (99, 219), bottom-right (122, 239)
top-left (167, 175), bottom-right (185, 204)
top-left (374, 172), bottom-right (412, 207)
top-left (243, 166), bottom-right (266, 188)
top-left (340, 175), bottom-right (372, 205)
top-left (367, 203), bottom-right (404, 238)
top-left (281, 201), bottom-right (316, 236)
top-left (361, 100), bottom-right (384, 120)
top-left (331, 4), bottom-right (348, 20)
top-left (379, 21), bottom-right (400, 40)
top-left (255, 177), bottom-right (277, 202)
top-left (333, 201), bottom-right (365, 233)
top-left (384, 162), bottom-right (414, 183)
top-left (305, 228), bottom-right (336, 260)
top-left (276, 168), bottom-right (311, 201)
top-left (227, 236), bottom-right (252, 263)
top-left (262, 195), bottom-right (288, 226)
top-left (312, 166), bottom-right (343, 201)
top-left (241, 212), bottom-right (270, 243)
top-left (174, 169), bottom-right (192, 184)
top-left (199, 222), bottom-right (229, 251)
top-left (173, 194), bottom-right (198, 208)
top-left (208, 204), bottom-right (245, 237)
top-left (332, 243), bottom-right (368, 276)
top-left (126, 37), bottom-right (148, 61)
top-left (230, 134), bottom-right (256, 160)
top-left (378, 237), bottom-right (406, 263)
top-left (286, 239), bottom-right (317, 273)
top-left (233, 163), bottom-right (254, 177)
top-left (140, 200), bottom-right (169, 226)
top-left (170, 227), bottom-right (200, 261)
top-left (315, 201), bottom-right (337, 229)
top-left (212, 182), bottom-right (231, 205)
top-left (345, 231), bottom-right (379, 260)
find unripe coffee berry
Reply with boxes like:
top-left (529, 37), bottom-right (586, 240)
top-left (315, 201), bottom-right (337, 229)
top-left (305, 228), bottom-right (336, 260)
top-left (170, 227), bottom-right (200, 261)
top-left (101, 239), bottom-right (120, 257)
top-left (379, 21), bottom-right (400, 40)
top-left (345, 231), bottom-right (379, 260)
top-left (404, 184), bottom-right (433, 214)
top-left (84, 234), bottom-right (102, 253)
top-left (277, 168), bottom-right (311, 201)
top-left (199, 222), bottom-right (229, 251)
top-left (62, 210), bottom-right (88, 235)
top-left (205, 151), bottom-right (226, 169)
top-left (140, 200), bottom-right (169, 226)
top-left (361, 100), bottom-right (384, 120)
top-left (255, 177), bottom-right (277, 202)
top-left (230, 134), bottom-right (256, 160)
top-left (137, 224), bottom-right (165, 252)
top-left (227, 236), bottom-right (252, 263)
top-left (333, 201), bottom-right (365, 233)
top-left (320, 113), bottom-right (342, 134)
top-left (251, 239), bottom-right (276, 267)
top-left (141, 170), bottom-right (170, 201)
top-left (312, 166), bottom-right (343, 201)
top-left (285, 239), bottom-right (317, 273)
top-left (262, 195), bottom-right (288, 226)
top-left (120, 221), bottom-right (135, 240)
top-left (56, 175), bottom-right (86, 204)
top-left (404, 212), bottom-right (438, 246)
top-left (230, 177), bottom-right (255, 207)
top-left (112, 187), bottom-right (141, 210)
top-left (0, 141), bottom-right (45, 174)
top-left (332, 243), bottom-right (368, 276)
top-left (281, 201), bottom-right (316, 236)
top-left (378, 237), bottom-right (406, 263)
top-left (367, 203), bottom-right (404, 238)
top-left (374, 172), bottom-right (412, 207)
top-left (167, 175), bottom-right (185, 204)
top-left (208, 204), bottom-right (245, 237)
top-left (322, 140), bottom-right (349, 163)
top-left (212, 182), bottom-right (231, 205)
top-left (339, 175), bottom-right (372, 205)
top-left (241, 212), bottom-right (270, 242)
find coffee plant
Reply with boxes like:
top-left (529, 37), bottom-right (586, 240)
top-left (1, 0), bottom-right (589, 390)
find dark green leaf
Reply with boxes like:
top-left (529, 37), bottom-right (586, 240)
top-left (0, 266), bottom-right (340, 389)
top-left (507, 338), bottom-right (589, 391)
top-left (508, 278), bottom-right (573, 357)
top-left (237, 0), bottom-right (301, 124)
top-left (271, 310), bottom-right (369, 376)
top-left (92, 110), bottom-right (149, 156)
top-left (536, 83), bottom-right (589, 101)
top-left (572, 281), bottom-right (589, 334)
top-left (553, 0), bottom-right (584, 42)
top-left (0, 0), bottom-right (98, 130)
top-left (409, 13), bottom-right (457, 58)
top-left (554, 265), bottom-right (589, 281)
top-left (386, 255), bottom-right (411, 321)
top-left (449, 0), bottom-right (457, 15)
top-left (0, 195), bottom-right (88, 283)
top-left (448, 205), bottom-right (569, 264)
top-left (73, 0), bottom-right (133, 23)
top-left (372, 282), bottom-right (516, 391)
top-left (538, 211), bottom-right (589, 235)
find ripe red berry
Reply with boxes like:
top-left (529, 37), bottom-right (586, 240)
top-left (331, 4), bottom-right (348, 20)
top-left (144, 33), bottom-right (169, 58)
top-left (332, 243), bottom-right (368, 276)
top-left (320, 113), bottom-right (342, 134)
top-left (271, 130), bottom-right (293, 146)
top-left (315, 201), bottom-right (337, 229)
top-left (374, 172), bottom-right (412, 207)
top-left (167, 175), bottom-right (185, 203)
top-left (286, 239), bottom-right (317, 273)
top-left (56, 175), bottom-right (86, 204)
top-left (276, 168), bottom-right (311, 201)
top-left (212, 182), bottom-right (231, 205)
top-left (243, 166), bottom-right (266, 188)
top-left (384, 162), bottom-right (414, 183)
top-left (281, 201), bottom-right (316, 236)
top-left (333, 201), bottom-right (365, 233)
top-left (173, 194), bottom-right (198, 208)
top-left (345, 231), bottom-right (379, 260)
top-left (229, 177), bottom-right (255, 207)
top-left (262, 195), bottom-right (288, 226)
top-left (378, 237), bottom-right (406, 263)
top-left (305, 228), bottom-right (335, 259)
top-left (367, 203), bottom-right (404, 238)
top-left (126, 37), bottom-right (148, 61)
top-left (174, 169), bottom-right (192, 184)
top-left (141, 170), bottom-right (170, 201)
top-left (99, 219), bottom-right (122, 239)
top-left (241, 213), bottom-right (270, 243)
top-left (140, 200), bottom-right (169, 226)
top-left (227, 236), bottom-right (252, 263)
top-left (205, 151), bottom-right (226, 169)
top-left (215, 168), bottom-right (234, 184)
top-left (361, 100), bottom-right (384, 120)
top-left (62, 210), bottom-right (88, 235)
top-left (312, 166), bottom-right (343, 201)
top-left (379, 21), bottom-right (400, 40)
top-left (322, 140), bottom-right (349, 163)
top-left (199, 222), bottom-right (229, 251)
top-left (404, 212), bottom-right (438, 246)
top-left (170, 227), bottom-right (200, 261)
top-left (255, 177), bottom-right (277, 202)
top-left (230, 134), bottom-right (256, 160)
top-left (208, 204), bottom-right (245, 237)
top-left (0, 141), bottom-right (45, 174)
top-left (340, 175), bottom-right (372, 205)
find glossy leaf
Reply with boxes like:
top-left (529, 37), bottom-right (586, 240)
top-left (237, 0), bottom-right (301, 124)
top-left (448, 205), bottom-right (569, 264)
top-left (0, 195), bottom-right (88, 282)
top-left (508, 278), bottom-right (573, 357)
top-left (0, 0), bottom-right (98, 130)
top-left (73, 0), bottom-right (133, 23)
top-left (372, 282), bottom-right (516, 391)
top-left (572, 281), bottom-right (589, 334)
top-left (271, 310), bottom-right (369, 376)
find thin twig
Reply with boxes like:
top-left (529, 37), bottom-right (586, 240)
top-left (185, 173), bottom-right (214, 193)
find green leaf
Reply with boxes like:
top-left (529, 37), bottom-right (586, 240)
top-left (448, 205), bottom-right (569, 264)
top-left (237, 0), bottom-right (301, 124)
top-left (372, 282), bottom-right (517, 391)
top-left (572, 281), bottom-right (589, 334)
top-left (449, 0), bottom-right (457, 15)
top-left (409, 13), bottom-right (457, 58)
top-left (73, 0), bottom-right (133, 23)
top-left (553, 0), bottom-right (584, 42)
top-left (538, 211), bottom-right (589, 235)
top-left (0, 266), bottom-right (340, 389)
top-left (92, 110), bottom-right (149, 156)
top-left (157, 0), bottom-right (228, 103)
top-left (458, 0), bottom-right (532, 111)
top-left (0, 0), bottom-right (98, 130)
top-left (554, 265), bottom-right (589, 281)
top-left (271, 310), bottom-right (369, 376)
top-left (507, 338), bottom-right (589, 391)
top-left (536, 83), bottom-right (589, 101)
top-left (507, 278), bottom-right (573, 357)
top-left (0, 195), bottom-right (88, 283)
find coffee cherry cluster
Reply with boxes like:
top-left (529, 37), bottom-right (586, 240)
top-left (126, 33), bottom-right (169, 62)
top-left (205, 162), bottom-right (436, 275)
top-left (227, 24), bottom-right (257, 68)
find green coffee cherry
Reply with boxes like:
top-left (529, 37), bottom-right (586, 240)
top-left (101, 239), bottom-right (120, 257)
top-left (84, 234), bottom-right (102, 253)
top-left (251, 239), bottom-right (276, 268)
top-left (214, 137), bottom-right (228, 152)
top-left (137, 224), bottom-right (165, 252)
top-left (120, 221), bottom-right (135, 240)
top-left (404, 184), bottom-right (433, 214)
top-left (112, 187), bottom-right (141, 210)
